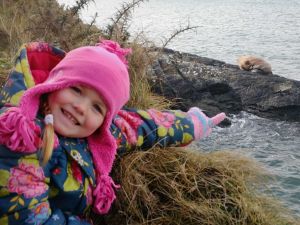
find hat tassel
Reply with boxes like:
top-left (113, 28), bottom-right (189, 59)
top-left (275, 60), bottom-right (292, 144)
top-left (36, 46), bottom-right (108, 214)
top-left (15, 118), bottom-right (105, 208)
top-left (93, 175), bottom-right (120, 214)
top-left (0, 107), bottom-right (41, 152)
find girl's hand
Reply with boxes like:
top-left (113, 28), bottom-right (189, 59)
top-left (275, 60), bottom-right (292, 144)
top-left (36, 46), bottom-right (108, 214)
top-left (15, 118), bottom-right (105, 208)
top-left (187, 107), bottom-right (226, 140)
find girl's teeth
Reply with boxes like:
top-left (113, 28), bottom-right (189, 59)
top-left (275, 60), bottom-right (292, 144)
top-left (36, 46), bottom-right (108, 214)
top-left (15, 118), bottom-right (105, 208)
top-left (63, 110), bottom-right (78, 124)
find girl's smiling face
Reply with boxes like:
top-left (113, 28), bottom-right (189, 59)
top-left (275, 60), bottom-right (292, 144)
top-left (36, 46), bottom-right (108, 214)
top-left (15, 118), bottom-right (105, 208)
top-left (47, 85), bottom-right (107, 138)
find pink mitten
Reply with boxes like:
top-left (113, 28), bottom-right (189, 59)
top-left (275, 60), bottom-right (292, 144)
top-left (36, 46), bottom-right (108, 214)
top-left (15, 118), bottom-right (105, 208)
top-left (187, 107), bottom-right (226, 140)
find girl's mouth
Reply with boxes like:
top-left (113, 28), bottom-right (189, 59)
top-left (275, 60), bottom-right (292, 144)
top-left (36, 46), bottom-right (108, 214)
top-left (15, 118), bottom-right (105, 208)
top-left (61, 109), bottom-right (80, 125)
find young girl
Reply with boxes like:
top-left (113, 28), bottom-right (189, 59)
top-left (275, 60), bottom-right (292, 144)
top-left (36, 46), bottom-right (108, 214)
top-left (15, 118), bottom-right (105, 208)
top-left (0, 40), bottom-right (225, 224)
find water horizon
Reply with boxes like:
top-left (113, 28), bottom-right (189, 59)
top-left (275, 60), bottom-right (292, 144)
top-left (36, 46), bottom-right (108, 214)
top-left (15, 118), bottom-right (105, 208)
top-left (58, 0), bottom-right (300, 81)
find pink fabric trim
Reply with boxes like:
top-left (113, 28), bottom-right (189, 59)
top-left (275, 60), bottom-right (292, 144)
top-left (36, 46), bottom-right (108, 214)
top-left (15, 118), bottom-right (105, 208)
top-left (97, 39), bottom-right (132, 66)
top-left (93, 175), bottom-right (120, 214)
top-left (0, 107), bottom-right (41, 152)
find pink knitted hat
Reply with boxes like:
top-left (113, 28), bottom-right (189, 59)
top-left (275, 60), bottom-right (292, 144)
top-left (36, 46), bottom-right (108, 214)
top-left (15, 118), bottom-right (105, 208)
top-left (0, 40), bottom-right (131, 214)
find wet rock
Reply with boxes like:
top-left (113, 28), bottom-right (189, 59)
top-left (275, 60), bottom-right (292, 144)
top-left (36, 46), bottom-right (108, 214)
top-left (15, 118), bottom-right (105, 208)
top-left (149, 48), bottom-right (300, 123)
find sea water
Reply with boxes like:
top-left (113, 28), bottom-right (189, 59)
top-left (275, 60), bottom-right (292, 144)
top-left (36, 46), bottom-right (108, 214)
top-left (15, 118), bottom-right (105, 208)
top-left (58, 0), bottom-right (300, 216)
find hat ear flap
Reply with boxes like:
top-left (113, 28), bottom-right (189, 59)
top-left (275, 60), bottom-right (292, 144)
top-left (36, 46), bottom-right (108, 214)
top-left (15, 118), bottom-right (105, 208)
top-left (88, 118), bottom-right (119, 214)
top-left (0, 107), bottom-right (41, 152)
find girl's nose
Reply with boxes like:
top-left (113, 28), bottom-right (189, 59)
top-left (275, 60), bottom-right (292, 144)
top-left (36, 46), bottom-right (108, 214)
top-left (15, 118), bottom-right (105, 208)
top-left (73, 100), bottom-right (88, 115)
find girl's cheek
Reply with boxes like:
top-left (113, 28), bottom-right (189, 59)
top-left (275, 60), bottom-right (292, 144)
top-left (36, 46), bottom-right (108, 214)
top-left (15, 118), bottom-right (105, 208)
top-left (87, 115), bottom-right (104, 132)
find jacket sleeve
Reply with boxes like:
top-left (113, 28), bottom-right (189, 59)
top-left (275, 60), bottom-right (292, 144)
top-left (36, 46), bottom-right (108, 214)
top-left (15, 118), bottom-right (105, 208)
top-left (111, 108), bottom-right (197, 155)
top-left (0, 146), bottom-right (91, 225)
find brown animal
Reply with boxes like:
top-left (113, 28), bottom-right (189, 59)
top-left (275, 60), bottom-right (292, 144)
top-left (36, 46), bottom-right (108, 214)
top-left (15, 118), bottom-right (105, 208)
top-left (237, 56), bottom-right (272, 74)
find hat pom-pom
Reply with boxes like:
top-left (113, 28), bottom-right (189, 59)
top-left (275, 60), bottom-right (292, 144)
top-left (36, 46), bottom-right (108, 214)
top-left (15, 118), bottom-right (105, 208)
top-left (93, 175), bottom-right (120, 214)
top-left (97, 39), bottom-right (132, 66)
top-left (0, 107), bottom-right (41, 152)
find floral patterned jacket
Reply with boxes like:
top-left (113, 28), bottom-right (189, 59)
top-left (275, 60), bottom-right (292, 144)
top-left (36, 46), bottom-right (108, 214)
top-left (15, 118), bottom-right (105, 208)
top-left (0, 43), bottom-right (197, 224)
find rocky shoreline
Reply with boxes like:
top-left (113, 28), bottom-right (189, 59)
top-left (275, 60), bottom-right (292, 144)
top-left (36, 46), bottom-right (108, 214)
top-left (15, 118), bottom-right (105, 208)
top-left (149, 48), bottom-right (300, 124)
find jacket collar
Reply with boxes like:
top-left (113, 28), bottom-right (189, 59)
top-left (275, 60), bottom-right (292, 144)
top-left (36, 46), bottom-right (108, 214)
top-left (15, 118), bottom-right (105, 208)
top-left (60, 137), bottom-right (96, 185)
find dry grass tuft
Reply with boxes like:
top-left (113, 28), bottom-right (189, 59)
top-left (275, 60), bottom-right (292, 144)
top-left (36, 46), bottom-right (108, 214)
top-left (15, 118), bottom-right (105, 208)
top-left (94, 148), bottom-right (299, 225)
top-left (126, 38), bottom-right (172, 110)
top-left (0, 57), bottom-right (12, 85)
top-left (0, 0), bottom-right (101, 56)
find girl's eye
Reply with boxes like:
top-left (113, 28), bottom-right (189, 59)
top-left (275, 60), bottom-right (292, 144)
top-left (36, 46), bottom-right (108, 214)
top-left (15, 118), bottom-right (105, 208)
top-left (93, 104), bottom-right (102, 114)
top-left (71, 86), bottom-right (82, 94)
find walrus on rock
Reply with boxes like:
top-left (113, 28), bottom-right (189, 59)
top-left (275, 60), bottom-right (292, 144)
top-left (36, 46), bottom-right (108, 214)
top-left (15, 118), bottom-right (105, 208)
top-left (238, 56), bottom-right (272, 74)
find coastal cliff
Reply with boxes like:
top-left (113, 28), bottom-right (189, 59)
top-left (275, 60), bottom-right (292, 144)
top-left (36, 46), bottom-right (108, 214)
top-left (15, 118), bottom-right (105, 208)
top-left (149, 48), bottom-right (300, 123)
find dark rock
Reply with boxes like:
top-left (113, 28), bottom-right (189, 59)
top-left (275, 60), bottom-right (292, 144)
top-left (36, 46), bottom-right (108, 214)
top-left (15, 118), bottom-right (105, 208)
top-left (149, 48), bottom-right (300, 123)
